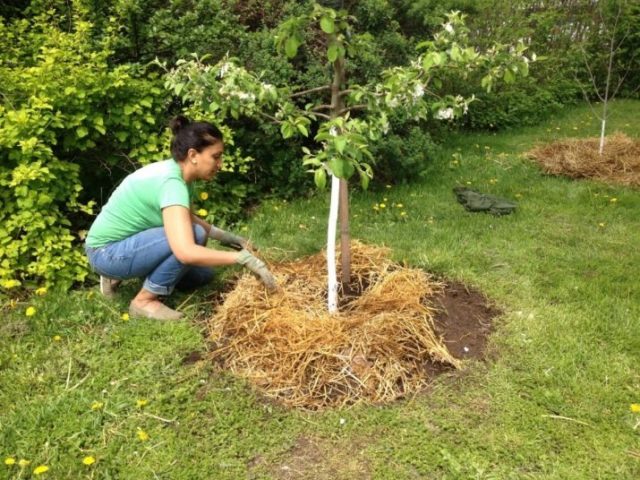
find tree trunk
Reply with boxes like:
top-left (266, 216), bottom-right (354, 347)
top-left (325, 55), bottom-right (350, 312)
top-left (326, 174), bottom-right (341, 313)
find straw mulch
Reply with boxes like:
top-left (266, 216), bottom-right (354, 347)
top-left (527, 133), bottom-right (640, 187)
top-left (207, 241), bottom-right (460, 410)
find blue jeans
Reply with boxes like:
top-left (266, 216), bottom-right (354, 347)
top-left (85, 225), bottom-right (214, 296)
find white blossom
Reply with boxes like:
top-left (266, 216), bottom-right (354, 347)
top-left (444, 22), bottom-right (454, 34)
top-left (435, 107), bottom-right (454, 120)
top-left (218, 62), bottom-right (230, 78)
top-left (412, 83), bottom-right (425, 99)
top-left (329, 126), bottom-right (338, 137)
top-left (234, 91), bottom-right (256, 101)
top-left (387, 97), bottom-right (399, 108)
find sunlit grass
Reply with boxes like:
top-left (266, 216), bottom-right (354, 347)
top-left (1, 99), bottom-right (639, 479)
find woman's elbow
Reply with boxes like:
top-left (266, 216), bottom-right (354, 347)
top-left (173, 247), bottom-right (195, 265)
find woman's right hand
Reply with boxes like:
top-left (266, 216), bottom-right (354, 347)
top-left (236, 250), bottom-right (277, 292)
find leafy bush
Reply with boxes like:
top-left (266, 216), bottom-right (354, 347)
top-left (0, 14), bottom-right (165, 292)
top-left (371, 126), bottom-right (439, 185)
top-left (463, 77), bottom-right (581, 130)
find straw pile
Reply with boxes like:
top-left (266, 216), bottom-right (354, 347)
top-left (527, 133), bottom-right (640, 187)
top-left (207, 241), bottom-right (460, 410)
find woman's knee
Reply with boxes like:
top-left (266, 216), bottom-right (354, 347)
top-left (193, 224), bottom-right (208, 246)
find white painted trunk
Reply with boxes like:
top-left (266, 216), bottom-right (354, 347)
top-left (599, 118), bottom-right (606, 155)
top-left (326, 174), bottom-right (340, 313)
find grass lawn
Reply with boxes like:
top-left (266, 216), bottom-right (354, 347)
top-left (1, 99), bottom-right (639, 479)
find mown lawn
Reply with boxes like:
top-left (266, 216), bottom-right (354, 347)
top-left (1, 100), bottom-right (639, 479)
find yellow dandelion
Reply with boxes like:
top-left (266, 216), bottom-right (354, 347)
top-left (35, 287), bottom-right (47, 296)
top-left (379, 203), bottom-right (386, 209)
top-left (19, 459), bottom-right (31, 467)
top-left (121, 312), bottom-right (129, 321)
top-left (631, 404), bottom-right (640, 413)
top-left (385, 184), bottom-right (392, 189)
top-left (372, 204), bottom-right (379, 210)
top-left (25, 306), bottom-right (36, 317)
top-left (573, 126), bottom-right (578, 130)
top-left (197, 208), bottom-right (208, 217)
top-left (53, 335), bottom-right (61, 342)
top-left (137, 429), bottom-right (150, 441)
top-left (396, 203), bottom-right (404, 208)
top-left (610, 197), bottom-right (617, 203)
top-left (91, 401), bottom-right (104, 411)
top-left (383, 197), bottom-right (388, 202)
top-left (400, 211), bottom-right (407, 217)
top-left (82, 456), bottom-right (96, 466)
top-left (0, 279), bottom-right (21, 289)
top-left (136, 399), bottom-right (148, 408)
top-left (199, 192), bottom-right (209, 200)
top-left (4, 458), bottom-right (15, 466)
top-left (465, 181), bottom-right (472, 185)
top-left (555, 127), bottom-right (560, 130)
top-left (33, 465), bottom-right (49, 475)
top-left (598, 223), bottom-right (605, 228)
top-left (240, 226), bottom-right (248, 232)
top-left (484, 146), bottom-right (490, 150)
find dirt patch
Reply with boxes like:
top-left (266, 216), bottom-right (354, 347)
top-left (250, 436), bottom-right (371, 480)
top-left (527, 133), bottom-right (640, 187)
top-left (431, 281), bottom-right (498, 361)
top-left (181, 350), bottom-right (203, 365)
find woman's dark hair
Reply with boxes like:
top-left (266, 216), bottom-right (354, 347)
top-left (169, 115), bottom-right (223, 161)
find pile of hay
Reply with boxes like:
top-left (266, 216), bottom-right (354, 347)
top-left (527, 133), bottom-right (640, 187)
top-left (207, 241), bottom-right (460, 409)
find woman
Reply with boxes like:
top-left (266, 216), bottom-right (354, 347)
top-left (84, 116), bottom-right (276, 320)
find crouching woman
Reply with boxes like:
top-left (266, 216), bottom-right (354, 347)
top-left (84, 116), bottom-right (276, 320)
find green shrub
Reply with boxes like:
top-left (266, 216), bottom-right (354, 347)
top-left (370, 125), bottom-right (439, 185)
top-left (0, 14), bottom-right (165, 293)
top-left (463, 77), bottom-right (581, 130)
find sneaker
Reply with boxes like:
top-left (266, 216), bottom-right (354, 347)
top-left (129, 301), bottom-right (184, 321)
top-left (100, 276), bottom-right (121, 299)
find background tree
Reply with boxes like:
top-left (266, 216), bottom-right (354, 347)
top-left (576, 0), bottom-right (640, 154)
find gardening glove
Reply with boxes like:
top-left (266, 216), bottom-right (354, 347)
top-left (209, 226), bottom-right (251, 251)
top-left (236, 249), bottom-right (277, 292)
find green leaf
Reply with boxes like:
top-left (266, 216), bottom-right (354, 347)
top-left (124, 105), bottom-right (135, 116)
top-left (320, 16), bottom-right (335, 34)
top-left (328, 157), bottom-right (344, 177)
top-left (285, 37), bottom-right (300, 58)
top-left (297, 123), bottom-right (309, 137)
top-left (76, 126), bottom-right (88, 138)
top-left (280, 123), bottom-right (294, 139)
top-left (359, 168), bottom-right (370, 190)
top-left (504, 69), bottom-right (516, 84)
top-left (450, 44), bottom-right (462, 61)
top-left (327, 44), bottom-right (339, 62)
top-left (334, 136), bottom-right (346, 154)
top-left (314, 168), bottom-right (327, 189)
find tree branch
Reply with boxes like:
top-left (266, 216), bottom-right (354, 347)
top-left (289, 85), bottom-right (331, 98)
top-left (337, 104), bottom-right (368, 116)
top-left (580, 48), bottom-right (604, 102)
top-left (256, 111), bottom-right (281, 124)
top-left (311, 104), bottom-right (332, 112)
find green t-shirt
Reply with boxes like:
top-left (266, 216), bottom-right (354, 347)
top-left (86, 160), bottom-right (190, 248)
